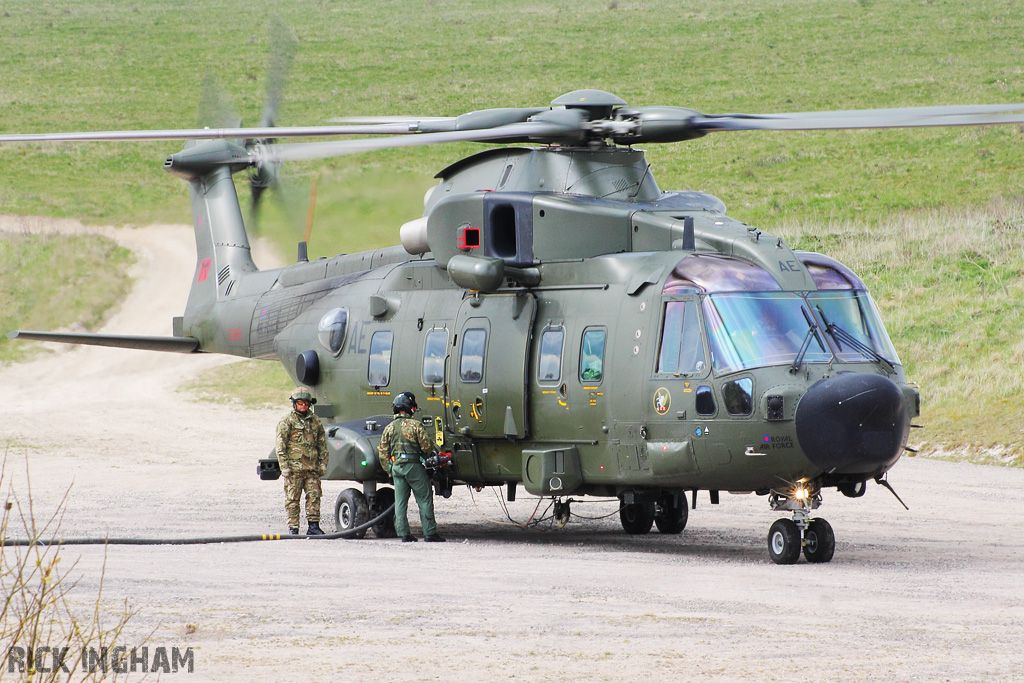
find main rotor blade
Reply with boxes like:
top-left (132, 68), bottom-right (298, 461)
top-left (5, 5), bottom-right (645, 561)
top-left (750, 102), bottom-right (1024, 119)
top-left (329, 116), bottom-right (457, 124)
top-left (694, 102), bottom-right (1024, 132)
top-left (0, 124), bottom-right (414, 144)
top-left (261, 119), bottom-right (582, 163)
top-left (332, 107), bottom-right (550, 133)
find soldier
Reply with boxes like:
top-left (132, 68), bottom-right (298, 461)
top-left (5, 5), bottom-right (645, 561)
top-left (377, 392), bottom-right (445, 543)
top-left (276, 387), bottom-right (329, 535)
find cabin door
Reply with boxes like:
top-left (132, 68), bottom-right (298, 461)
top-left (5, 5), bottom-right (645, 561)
top-left (449, 292), bottom-right (536, 438)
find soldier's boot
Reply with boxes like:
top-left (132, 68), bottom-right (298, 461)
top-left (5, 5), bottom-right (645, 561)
top-left (401, 535), bottom-right (417, 543)
top-left (288, 528), bottom-right (299, 535)
top-left (424, 534), bottom-right (446, 543)
top-left (306, 522), bottom-right (325, 536)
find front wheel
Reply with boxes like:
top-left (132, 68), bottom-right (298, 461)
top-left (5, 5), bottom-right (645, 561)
top-left (802, 518), bottom-right (835, 563)
top-left (619, 501), bottom-right (655, 534)
top-left (334, 488), bottom-right (369, 539)
top-left (768, 518), bottom-right (801, 564)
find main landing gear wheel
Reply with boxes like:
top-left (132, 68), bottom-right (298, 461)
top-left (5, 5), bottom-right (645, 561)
top-left (370, 487), bottom-right (397, 538)
top-left (802, 518), bottom-right (835, 563)
top-left (654, 494), bottom-right (688, 534)
top-left (334, 488), bottom-right (369, 539)
top-left (619, 500), bottom-right (656, 534)
top-left (768, 518), bottom-right (801, 565)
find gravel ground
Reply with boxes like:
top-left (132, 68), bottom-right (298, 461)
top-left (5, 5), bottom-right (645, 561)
top-left (2, 219), bottom-right (1023, 682)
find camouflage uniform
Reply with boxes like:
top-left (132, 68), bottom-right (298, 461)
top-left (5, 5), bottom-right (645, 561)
top-left (276, 407), bottom-right (329, 530)
top-left (377, 414), bottom-right (437, 538)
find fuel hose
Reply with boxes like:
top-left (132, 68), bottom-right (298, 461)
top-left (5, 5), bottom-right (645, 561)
top-left (0, 504), bottom-right (396, 547)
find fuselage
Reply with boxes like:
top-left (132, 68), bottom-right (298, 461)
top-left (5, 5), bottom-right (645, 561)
top-left (180, 146), bottom-right (918, 501)
top-left (260, 239), bottom-right (916, 498)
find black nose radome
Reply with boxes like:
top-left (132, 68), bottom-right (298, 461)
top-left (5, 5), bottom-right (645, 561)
top-left (796, 373), bottom-right (909, 475)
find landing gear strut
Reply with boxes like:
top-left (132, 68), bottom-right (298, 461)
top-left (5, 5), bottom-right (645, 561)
top-left (553, 499), bottom-right (571, 528)
top-left (767, 488), bottom-right (834, 564)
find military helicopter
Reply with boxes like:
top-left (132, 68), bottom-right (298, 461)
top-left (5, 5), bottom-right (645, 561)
top-left (6, 81), bottom-right (1024, 564)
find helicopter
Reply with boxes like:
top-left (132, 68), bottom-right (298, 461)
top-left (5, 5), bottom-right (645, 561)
top-left (6, 82), bottom-right (1024, 564)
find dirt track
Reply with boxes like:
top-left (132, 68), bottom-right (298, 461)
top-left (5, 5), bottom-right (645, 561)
top-left (2, 220), bottom-right (1023, 681)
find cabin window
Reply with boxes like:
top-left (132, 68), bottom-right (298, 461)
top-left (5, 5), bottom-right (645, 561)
top-left (580, 327), bottom-right (606, 382)
top-left (459, 328), bottom-right (486, 383)
top-left (696, 385), bottom-right (716, 416)
top-left (317, 308), bottom-right (349, 356)
top-left (723, 377), bottom-right (754, 416)
top-left (537, 327), bottom-right (564, 383)
top-left (656, 300), bottom-right (706, 375)
top-left (367, 330), bottom-right (394, 387)
top-left (422, 329), bottom-right (448, 386)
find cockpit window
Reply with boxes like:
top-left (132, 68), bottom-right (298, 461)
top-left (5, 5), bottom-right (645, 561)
top-left (798, 251), bottom-right (867, 290)
top-left (664, 254), bottom-right (782, 295)
top-left (806, 263), bottom-right (855, 290)
top-left (723, 377), bottom-right (754, 416)
top-left (703, 293), bottom-right (830, 373)
top-left (695, 385), bottom-right (716, 416)
top-left (809, 291), bottom-right (901, 365)
top-left (657, 300), bottom-right (706, 375)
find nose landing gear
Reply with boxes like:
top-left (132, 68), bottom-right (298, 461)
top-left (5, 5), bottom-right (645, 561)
top-left (767, 489), bottom-right (835, 564)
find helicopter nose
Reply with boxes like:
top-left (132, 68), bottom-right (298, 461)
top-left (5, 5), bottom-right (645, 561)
top-left (795, 373), bottom-right (909, 475)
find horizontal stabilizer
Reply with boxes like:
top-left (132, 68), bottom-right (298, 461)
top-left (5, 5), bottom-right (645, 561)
top-left (6, 330), bottom-right (200, 353)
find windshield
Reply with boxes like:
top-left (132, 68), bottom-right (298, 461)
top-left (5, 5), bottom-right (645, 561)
top-left (703, 293), bottom-right (830, 373)
top-left (808, 291), bottom-right (901, 365)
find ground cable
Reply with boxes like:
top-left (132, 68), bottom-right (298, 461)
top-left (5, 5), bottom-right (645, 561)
top-left (0, 504), bottom-right (396, 547)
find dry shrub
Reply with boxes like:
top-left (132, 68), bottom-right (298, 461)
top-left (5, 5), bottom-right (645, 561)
top-left (1, 453), bottom-right (147, 682)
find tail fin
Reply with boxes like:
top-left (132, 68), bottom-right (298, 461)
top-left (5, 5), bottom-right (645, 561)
top-left (165, 141), bottom-right (259, 345)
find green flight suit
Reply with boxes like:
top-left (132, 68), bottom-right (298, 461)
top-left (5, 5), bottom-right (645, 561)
top-left (377, 414), bottom-right (437, 537)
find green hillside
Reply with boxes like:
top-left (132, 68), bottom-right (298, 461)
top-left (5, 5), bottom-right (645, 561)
top-left (1, 0), bottom-right (1022, 461)
top-left (0, 231), bottom-right (133, 363)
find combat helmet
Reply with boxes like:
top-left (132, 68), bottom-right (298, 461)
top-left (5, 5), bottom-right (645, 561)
top-left (392, 391), bottom-right (417, 415)
top-left (290, 387), bottom-right (316, 405)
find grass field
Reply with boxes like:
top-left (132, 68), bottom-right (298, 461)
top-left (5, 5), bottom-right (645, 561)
top-left (1, 0), bottom-right (1022, 460)
top-left (0, 231), bottom-right (133, 363)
